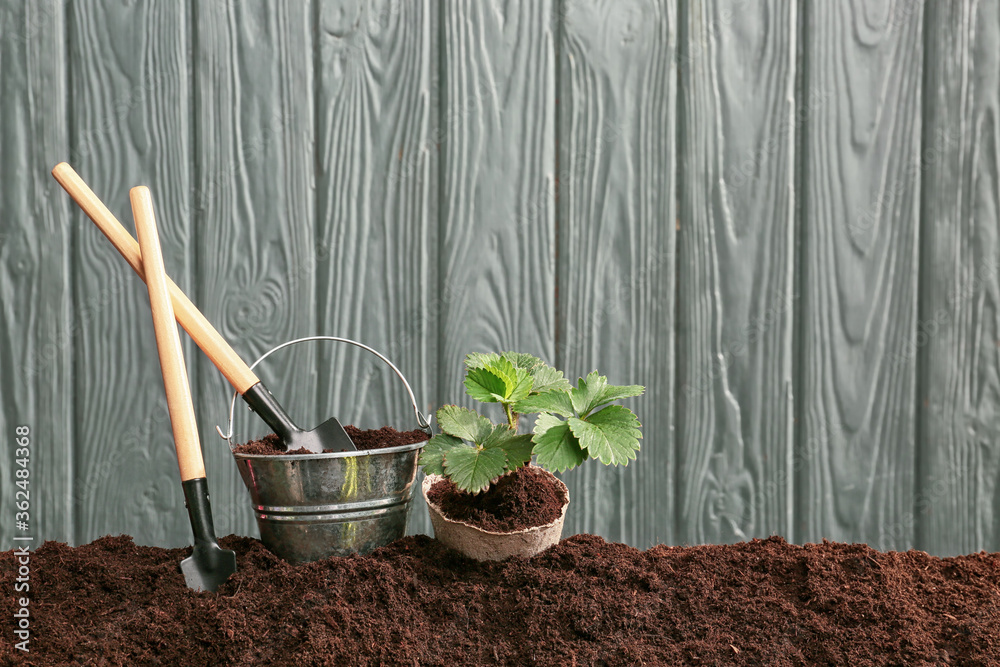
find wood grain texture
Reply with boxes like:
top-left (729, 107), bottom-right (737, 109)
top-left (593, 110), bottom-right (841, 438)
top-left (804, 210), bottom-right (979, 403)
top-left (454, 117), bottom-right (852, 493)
top-left (798, 0), bottom-right (924, 549)
top-left (193, 0), bottom-right (316, 540)
top-left (0, 0), bottom-right (71, 546)
top-left (314, 0), bottom-right (437, 536)
top-left (558, 0), bottom-right (676, 548)
top-left (131, 186), bottom-right (205, 483)
top-left (917, 0), bottom-right (1000, 556)
top-left (69, 0), bottom-right (192, 546)
top-left (439, 0), bottom-right (557, 400)
top-left (676, 1), bottom-right (796, 545)
top-left (10, 0), bottom-right (1000, 557)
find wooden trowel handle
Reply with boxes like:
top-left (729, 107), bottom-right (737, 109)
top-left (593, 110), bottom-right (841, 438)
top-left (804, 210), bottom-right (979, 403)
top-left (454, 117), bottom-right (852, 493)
top-left (52, 163), bottom-right (260, 395)
top-left (131, 187), bottom-right (205, 482)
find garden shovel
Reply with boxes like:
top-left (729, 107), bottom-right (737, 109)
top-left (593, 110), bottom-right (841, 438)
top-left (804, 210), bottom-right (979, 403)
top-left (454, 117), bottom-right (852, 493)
top-left (52, 162), bottom-right (355, 454)
top-left (131, 186), bottom-right (237, 592)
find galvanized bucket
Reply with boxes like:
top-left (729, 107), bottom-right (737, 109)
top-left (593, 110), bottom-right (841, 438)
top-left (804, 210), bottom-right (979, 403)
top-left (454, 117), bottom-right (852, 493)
top-left (219, 336), bottom-right (431, 564)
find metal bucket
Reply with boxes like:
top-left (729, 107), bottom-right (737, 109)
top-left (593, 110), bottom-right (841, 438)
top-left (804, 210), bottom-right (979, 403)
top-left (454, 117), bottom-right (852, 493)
top-left (219, 336), bottom-right (431, 564)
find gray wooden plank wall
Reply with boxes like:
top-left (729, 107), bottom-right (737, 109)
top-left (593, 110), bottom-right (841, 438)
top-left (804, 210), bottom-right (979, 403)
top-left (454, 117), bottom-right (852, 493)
top-left (0, 0), bottom-right (996, 558)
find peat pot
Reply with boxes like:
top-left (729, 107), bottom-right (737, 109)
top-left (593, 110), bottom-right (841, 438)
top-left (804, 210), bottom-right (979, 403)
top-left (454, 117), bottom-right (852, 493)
top-left (223, 336), bottom-right (431, 564)
top-left (422, 467), bottom-right (570, 561)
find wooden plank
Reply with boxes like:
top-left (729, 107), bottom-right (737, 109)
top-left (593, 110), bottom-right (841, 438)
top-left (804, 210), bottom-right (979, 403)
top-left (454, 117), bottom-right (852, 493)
top-left (193, 0), bottom-right (316, 539)
top-left (676, 0), bottom-right (797, 545)
top-left (68, 0), bottom-right (192, 546)
top-left (439, 0), bottom-right (556, 391)
top-left (314, 0), bottom-right (437, 536)
top-left (798, 0), bottom-right (924, 549)
top-left (558, 0), bottom-right (676, 547)
top-left (917, 0), bottom-right (1000, 556)
top-left (0, 0), bottom-right (72, 546)
top-left (438, 1), bottom-right (556, 530)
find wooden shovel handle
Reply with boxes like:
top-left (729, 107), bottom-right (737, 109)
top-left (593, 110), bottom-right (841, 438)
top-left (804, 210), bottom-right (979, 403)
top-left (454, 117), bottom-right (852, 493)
top-left (51, 163), bottom-right (259, 394)
top-left (131, 187), bottom-right (205, 482)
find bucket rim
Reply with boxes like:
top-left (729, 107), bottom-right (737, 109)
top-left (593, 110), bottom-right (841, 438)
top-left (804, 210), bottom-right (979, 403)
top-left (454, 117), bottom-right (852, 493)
top-left (232, 439), bottom-right (426, 461)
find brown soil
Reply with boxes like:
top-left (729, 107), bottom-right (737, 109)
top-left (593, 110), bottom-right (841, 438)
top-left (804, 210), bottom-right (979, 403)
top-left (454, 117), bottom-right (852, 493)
top-left (233, 425), bottom-right (429, 455)
top-left (427, 465), bottom-right (567, 532)
top-left (3, 534), bottom-right (999, 665)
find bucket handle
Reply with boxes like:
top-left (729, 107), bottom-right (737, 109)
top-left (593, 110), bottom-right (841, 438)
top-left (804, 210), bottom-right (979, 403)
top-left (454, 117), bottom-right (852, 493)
top-left (216, 335), bottom-right (432, 447)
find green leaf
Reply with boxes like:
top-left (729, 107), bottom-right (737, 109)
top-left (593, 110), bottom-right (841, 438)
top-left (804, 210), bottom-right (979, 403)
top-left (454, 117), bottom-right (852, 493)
top-left (464, 352), bottom-right (501, 370)
top-left (436, 405), bottom-right (495, 442)
top-left (570, 371), bottom-right (609, 415)
top-left (594, 383), bottom-right (645, 407)
top-left (477, 422), bottom-right (513, 448)
top-left (507, 366), bottom-right (534, 403)
top-left (567, 405), bottom-right (642, 466)
top-left (530, 365), bottom-right (573, 394)
top-left (499, 433), bottom-right (535, 470)
top-left (500, 351), bottom-right (545, 372)
top-left (419, 434), bottom-right (464, 476)
top-left (443, 446), bottom-right (507, 494)
top-left (570, 371), bottom-right (644, 415)
top-left (464, 356), bottom-right (533, 404)
top-left (498, 351), bottom-right (570, 393)
top-left (533, 413), bottom-right (587, 472)
top-left (513, 390), bottom-right (576, 417)
top-left (464, 366), bottom-right (510, 403)
top-left (478, 426), bottom-right (533, 469)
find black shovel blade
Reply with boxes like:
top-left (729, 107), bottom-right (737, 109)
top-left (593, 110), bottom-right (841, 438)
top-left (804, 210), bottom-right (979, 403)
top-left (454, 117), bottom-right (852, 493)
top-left (180, 478), bottom-right (237, 592)
top-left (243, 383), bottom-right (356, 453)
top-left (286, 417), bottom-right (356, 454)
top-left (181, 542), bottom-right (237, 592)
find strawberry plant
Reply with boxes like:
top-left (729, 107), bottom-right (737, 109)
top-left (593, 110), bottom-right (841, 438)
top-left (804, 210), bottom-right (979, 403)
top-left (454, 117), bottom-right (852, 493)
top-left (421, 352), bottom-right (643, 493)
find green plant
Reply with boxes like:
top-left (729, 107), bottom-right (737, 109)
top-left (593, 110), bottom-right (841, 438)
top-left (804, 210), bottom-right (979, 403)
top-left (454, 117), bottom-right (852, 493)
top-left (420, 351), bottom-right (644, 493)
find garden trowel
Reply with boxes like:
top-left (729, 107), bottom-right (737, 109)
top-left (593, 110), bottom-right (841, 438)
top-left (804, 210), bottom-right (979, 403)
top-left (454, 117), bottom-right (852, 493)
top-left (131, 185), bottom-right (237, 592)
top-left (52, 162), bottom-right (355, 454)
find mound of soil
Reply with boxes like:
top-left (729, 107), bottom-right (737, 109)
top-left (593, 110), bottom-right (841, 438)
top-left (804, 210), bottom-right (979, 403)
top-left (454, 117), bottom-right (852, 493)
top-left (3, 534), bottom-right (998, 665)
top-left (233, 425), bottom-right (429, 455)
top-left (426, 465), bottom-right (567, 532)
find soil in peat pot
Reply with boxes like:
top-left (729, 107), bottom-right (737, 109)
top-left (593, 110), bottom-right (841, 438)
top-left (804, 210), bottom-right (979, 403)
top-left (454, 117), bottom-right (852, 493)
top-left (4, 534), bottom-right (999, 665)
top-left (233, 425), bottom-right (429, 455)
top-left (427, 465), bottom-right (567, 532)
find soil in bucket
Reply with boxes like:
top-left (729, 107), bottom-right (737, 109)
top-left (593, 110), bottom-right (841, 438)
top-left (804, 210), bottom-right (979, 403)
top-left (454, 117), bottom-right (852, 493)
top-left (233, 425), bottom-right (429, 455)
top-left (5, 534), bottom-right (1000, 665)
top-left (426, 465), bottom-right (567, 532)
